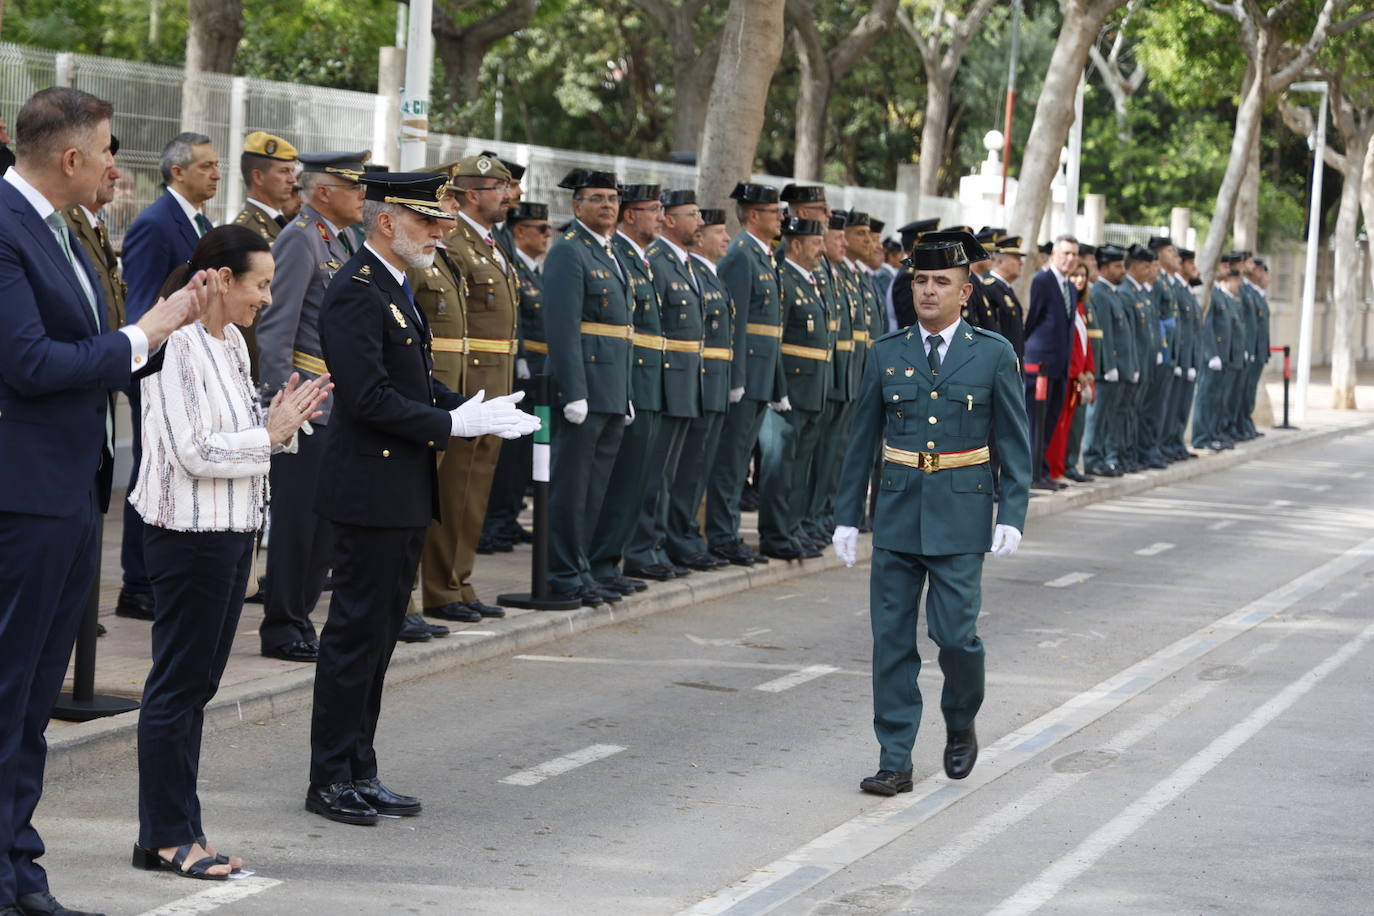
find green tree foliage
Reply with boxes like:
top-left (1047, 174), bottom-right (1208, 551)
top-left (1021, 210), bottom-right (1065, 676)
top-left (3, 0), bottom-right (188, 64)
top-left (236, 0), bottom-right (397, 92)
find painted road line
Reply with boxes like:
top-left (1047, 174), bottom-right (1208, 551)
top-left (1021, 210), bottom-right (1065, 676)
top-left (515, 654), bottom-right (865, 677)
top-left (987, 617), bottom-right (1374, 916)
top-left (1134, 542), bottom-right (1175, 556)
top-left (1208, 519), bottom-right (1236, 531)
top-left (1044, 572), bottom-right (1094, 588)
top-left (133, 876), bottom-right (281, 916)
top-left (753, 665), bottom-right (839, 693)
top-left (499, 744), bottom-right (626, 787)
top-left (679, 534), bottom-right (1374, 916)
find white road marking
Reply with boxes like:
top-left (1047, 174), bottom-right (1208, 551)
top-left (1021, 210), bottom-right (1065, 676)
top-left (499, 744), bottom-right (626, 786)
top-left (1352, 470), bottom-right (1367, 479)
top-left (133, 876), bottom-right (281, 916)
top-left (680, 534), bottom-right (1374, 916)
top-left (1208, 519), bottom-right (1236, 531)
top-left (1044, 572), bottom-right (1094, 588)
top-left (453, 630), bottom-right (498, 636)
top-left (686, 628), bottom-right (772, 647)
top-left (987, 617), bottom-right (1374, 916)
top-left (753, 665), bottom-right (839, 693)
top-left (514, 654), bottom-right (865, 677)
top-left (1133, 542), bottom-right (1175, 556)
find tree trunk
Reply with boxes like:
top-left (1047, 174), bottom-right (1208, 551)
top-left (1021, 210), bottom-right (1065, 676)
top-left (1231, 67), bottom-right (1262, 251)
top-left (918, 69), bottom-right (952, 204)
top-left (433, 0), bottom-right (539, 104)
top-left (669, 43), bottom-right (720, 158)
top-left (792, 47), bottom-right (830, 181)
top-left (1329, 129), bottom-right (1369, 409)
top-left (1007, 0), bottom-right (1126, 300)
top-left (697, 0), bottom-right (786, 232)
top-left (182, 0), bottom-right (243, 134)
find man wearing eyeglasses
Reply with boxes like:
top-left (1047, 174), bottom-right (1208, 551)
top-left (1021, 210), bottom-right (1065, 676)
top-left (255, 150), bottom-right (369, 663)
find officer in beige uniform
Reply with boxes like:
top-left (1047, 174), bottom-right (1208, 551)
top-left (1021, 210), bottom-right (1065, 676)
top-left (231, 132), bottom-right (298, 382)
top-left (422, 154), bottom-right (519, 623)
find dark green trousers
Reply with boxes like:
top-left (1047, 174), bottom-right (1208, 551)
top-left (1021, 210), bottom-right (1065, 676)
top-left (704, 398), bottom-right (768, 549)
top-left (1191, 368), bottom-right (1226, 447)
top-left (663, 409), bottom-right (726, 561)
top-left (1140, 363), bottom-right (1174, 462)
top-left (625, 414), bottom-right (691, 570)
top-left (588, 409), bottom-right (661, 580)
top-left (870, 547), bottom-right (985, 773)
top-left (550, 411), bottom-right (625, 590)
top-left (758, 406), bottom-right (822, 553)
top-left (803, 398), bottom-right (854, 540)
top-left (1082, 380), bottom-right (1120, 470)
top-left (1165, 374), bottom-right (1196, 453)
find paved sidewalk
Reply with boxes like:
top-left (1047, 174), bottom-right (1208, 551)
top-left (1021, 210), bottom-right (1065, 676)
top-left (49, 373), bottom-right (1374, 773)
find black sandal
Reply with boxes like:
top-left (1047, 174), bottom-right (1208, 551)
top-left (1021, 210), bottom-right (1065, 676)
top-left (196, 834), bottom-right (243, 873)
top-left (132, 843), bottom-right (229, 880)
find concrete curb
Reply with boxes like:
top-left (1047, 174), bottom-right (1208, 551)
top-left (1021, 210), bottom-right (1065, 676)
top-left (47, 418), bottom-right (1374, 776)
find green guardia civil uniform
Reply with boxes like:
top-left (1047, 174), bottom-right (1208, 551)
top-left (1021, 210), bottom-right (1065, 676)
top-left (1119, 277), bottom-right (1157, 465)
top-left (1237, 280), bottom-right (1267, 436)
top-left (514, 249), bottom-right (548, 375)
top-left (1191, 284), bottom-right (1239, 448)
top-left (545, 219), bottom-right (634, 593)
top-left (624, 237), bottom-right (704, 570)
top-left (834, 319), bottom-right (1030, 773)
top-left (1221, 282), bottom-right (1254, 440)
top-left (802, 258), bottom-right (859, 543)
top-left (1141, 278), bottom-right (1177, 463)
top-left (1164, 273), bottom-right (1202, 455)
top-left (587, 230), bottom-right (665, 580)
top-left (1081, 277), bottom-right (1135, 473)
top-left (1247, 280), bottom-right (1271, 433)
top-left (705, 230), bottom-right (783, 550)
top-left (758, 258), bottom-right (832, 554)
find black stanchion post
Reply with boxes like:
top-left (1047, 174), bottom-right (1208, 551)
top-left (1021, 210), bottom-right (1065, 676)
top-left (498, 375), bottom-right (581, 611)
top-left (1275, 345), bottom-right (1296, 430)
top-left (53, 519), bottom-right (140, 722)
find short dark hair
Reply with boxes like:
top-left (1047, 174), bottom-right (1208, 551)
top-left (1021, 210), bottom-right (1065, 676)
top-left (241, 151), bottom-right (278, 187)
top-left (158, 225), bottom-right (272, 299)
top-left (14, 87), bottom-right (114, 163)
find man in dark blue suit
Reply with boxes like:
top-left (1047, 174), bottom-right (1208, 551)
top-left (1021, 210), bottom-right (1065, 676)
top-left (1021, 234), bottom-right (1079, 486)
top-left (114, 132), bottom-right (221, 620)
top-left (0, 87), bottom-right (207, 916)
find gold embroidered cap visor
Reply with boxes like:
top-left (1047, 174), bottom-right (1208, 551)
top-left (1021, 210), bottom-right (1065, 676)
top-left (360, 172), bottom-right (455, 220)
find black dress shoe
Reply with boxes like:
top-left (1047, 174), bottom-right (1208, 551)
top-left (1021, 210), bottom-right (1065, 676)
top-left (739, 484), bottom-right (760, 512)
top-left (468, 599), bottom-right (506, 619)
top-left (576, 586), bottom-right (606, 607)
top-left (262, 639), bottom-right (318, 662)
top-left (306, 782), bottom-right (378, 825)
top-left (761, 545), bottom-right (802, 561)
top-left (670, 563), bottom-right (691, 577)
top-left (944, 726), bottom-right (978, 780)
top-left (397, 615), bottom-right (433, 643)
top-left (420, 617), bottom-right (450, 638)
top-left (624, 563), bottom-right (675, 581)
top-left (710, 543), bottom-right (755, 567)
top-left (800, 544), bottom-right (823, 559)
top-left (0, 906), bottom-right (23, 916)
top-left (589, 584), bottom-right (623, 603)
top-left (1030, 478), bottom-right (1058, 491)
top-left (424, 601), bottom-right (481, 623)
top-left (114, 588), bottom-right (154, 620)
top-left (1146, 458), bottom-right (1168, 470)
top-left (595, 576), bottom-right (636, 596)
top-left (352, 776), bottom-right (422, 817)
top-left (476, 534), bottom-right (496, 555)
top-left (96, 622), bottom-right (106, 637)
top-left (676, 552), bottom-right (720, 571)
top-left (491, 538), bottom-right (515, 553)
top-left (1065, 470), bottom-right (1094, 483)
top-left (859, 769), bottom-right (914, 796)
top-left (16, 891), bottom-right (105, 916)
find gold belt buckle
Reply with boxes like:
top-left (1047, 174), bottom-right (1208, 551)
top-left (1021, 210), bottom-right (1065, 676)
top-left (918, 451), bottom-right (940, 473)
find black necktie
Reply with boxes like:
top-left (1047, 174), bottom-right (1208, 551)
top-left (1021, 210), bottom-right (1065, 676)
top-left (927, 334), bottom-right (942, 375)
top-left (274, 214), bottom-right (288, 228)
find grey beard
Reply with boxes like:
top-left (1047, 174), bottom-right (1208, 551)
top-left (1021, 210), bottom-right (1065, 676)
top-left (393, 232), bottom-right (435, 269)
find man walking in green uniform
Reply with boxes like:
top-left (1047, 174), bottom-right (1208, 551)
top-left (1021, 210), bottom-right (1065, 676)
top-left (705, 183), bottom-right (783, 567)
top-left (630, 190), bottom-right (710, 571)
top-left (832, 230), bottom-right (1031, 794)
top-left (544, 170), bottom-right (635, 607)
top-left (666, 207), bottom-right (736, 568)
top-left (588, 183), bottom-right (667, 588)
top-left (758, 217), bottom-right (832, 560)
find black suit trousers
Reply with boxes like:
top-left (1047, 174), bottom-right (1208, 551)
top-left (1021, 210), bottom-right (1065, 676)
top-left (309, 522), bottom-right (424, 786)
top-left (1024, 375), bottom-right (1066, 479)
top-left (0, 493), bottom-right (99, 901)
top-left (138, 527), bottom-right (253, 848)
top-left (261, 427), bottom-right (335, 650)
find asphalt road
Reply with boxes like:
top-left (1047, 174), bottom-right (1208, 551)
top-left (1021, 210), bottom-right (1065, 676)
top-left (34, 427), bottom-right (1374, 916)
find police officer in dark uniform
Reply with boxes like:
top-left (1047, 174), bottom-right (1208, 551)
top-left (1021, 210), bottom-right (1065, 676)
top-left (305, 173), bottom-right (539, 825)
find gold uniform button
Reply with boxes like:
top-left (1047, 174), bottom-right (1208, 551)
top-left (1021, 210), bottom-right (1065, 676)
top-left (891, 394), bottom-right (899, 401)
top-left (426, 440), bottom-right (435, 447)
top-left (928, 416), bottom-right (937, 425)
top-left (927, 441), bottom-right (936, 449)
top-left (382, 449), bottom-right (391, 457)
top-left (930, 391), bottom-right (939, 399)
top-left (405, 337), bottom-right (412, 345)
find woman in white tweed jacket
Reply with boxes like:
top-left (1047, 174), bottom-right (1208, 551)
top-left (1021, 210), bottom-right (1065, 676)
top-left (129, 225), bottom-right (330, 881)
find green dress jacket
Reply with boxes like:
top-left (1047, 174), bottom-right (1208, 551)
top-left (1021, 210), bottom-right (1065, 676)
top-left (647, 239), bottom-right (704, 419)
top-left (718, 230), bottom-right (782, 402)
top-left (777, 260), bottom-right (833, 413)
top-left (614, 231), bottom-right (665, 413)
top-left (543, 221), bottom-right (633, 414)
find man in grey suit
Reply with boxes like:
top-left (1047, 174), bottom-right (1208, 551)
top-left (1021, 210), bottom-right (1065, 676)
top-left (254, 150), bottom-right (368, 661)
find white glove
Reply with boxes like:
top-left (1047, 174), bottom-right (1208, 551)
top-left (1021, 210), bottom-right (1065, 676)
top-left (1156, 351), bottom-right (1163, 365)
top-left (563, 398), bottom-right (589, 425)
top-left (1104, 368), bottom-right (1119, 383)
top-left (1187, 367), bottom-right (1197, 381)
top-left (833, 525), bottom-right (859, 567)
top-left (450, 389), bottom-right (542, 440)
top-left (1249, 354), bottom-right (1256, 363)
top-left (516, 358), bottom-right (531, 380)
top-left (1131, 371), bottom-right (1140, 383)
top-left (729, 386), bottom-right (745, 404)
top-left (624, 400), bottom-right (636, 426)
top-left (991, 524), bottom-right (1022, 558)
top-left (769, 395), bottom-right (792, 413)
top-left (1208, 356), bottom-right (1222, 371)
top-left (1243, 351), bottom-right (1249, 360)
top-left (1173, 365), bottom-right (1182, 377)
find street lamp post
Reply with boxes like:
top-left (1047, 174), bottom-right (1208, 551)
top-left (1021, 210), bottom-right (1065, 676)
top-left (1289, 80), bottom-right (1328, 424)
